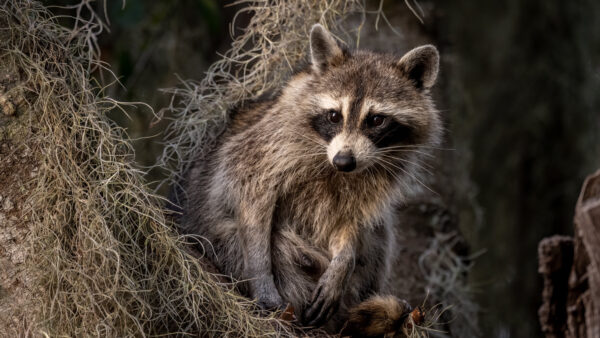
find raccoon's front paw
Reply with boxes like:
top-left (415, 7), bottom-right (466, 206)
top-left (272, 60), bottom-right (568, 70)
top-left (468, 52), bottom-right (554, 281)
top-left (250, 275), bottom-right (285, 311)
top-left (302, 277), bottom-right (342, 327)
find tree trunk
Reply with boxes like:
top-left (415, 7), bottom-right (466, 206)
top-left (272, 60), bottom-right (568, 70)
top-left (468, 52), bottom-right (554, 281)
top-left (0, 65), bottom-right (37, 335)
top-left (538, 169), bottom-right (600, 338)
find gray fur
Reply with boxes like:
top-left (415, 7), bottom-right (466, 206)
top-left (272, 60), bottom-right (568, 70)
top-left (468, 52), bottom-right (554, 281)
top-left (178, 24), bottom-right (442, 332)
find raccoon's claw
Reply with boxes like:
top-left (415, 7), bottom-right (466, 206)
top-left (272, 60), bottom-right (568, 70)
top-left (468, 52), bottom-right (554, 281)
top-left (302, 281), bottom-right (340, 327)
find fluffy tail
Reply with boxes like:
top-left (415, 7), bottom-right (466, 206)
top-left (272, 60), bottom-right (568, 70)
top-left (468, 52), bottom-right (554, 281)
top-left (340, 295), bottom-right (412, 337)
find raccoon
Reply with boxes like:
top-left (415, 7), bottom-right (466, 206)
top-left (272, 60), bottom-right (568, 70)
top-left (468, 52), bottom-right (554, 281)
top-left (177, 24), bottom-right (442, 334)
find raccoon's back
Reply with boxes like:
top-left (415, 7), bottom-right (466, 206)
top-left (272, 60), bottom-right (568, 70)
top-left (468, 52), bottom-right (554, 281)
top-left (167, 98), bottom-right (274, 225)
top-left (226, 99), bottom-right (274, 135)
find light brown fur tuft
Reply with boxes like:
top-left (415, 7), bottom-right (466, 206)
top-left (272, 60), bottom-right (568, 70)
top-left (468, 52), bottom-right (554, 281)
top-left (341, 295), bottom-right (412, 337)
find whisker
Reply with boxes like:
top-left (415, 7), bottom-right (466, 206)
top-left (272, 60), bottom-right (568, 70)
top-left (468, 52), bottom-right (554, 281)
top-left (377, 152), bottom-right (433, 168)
top-left (373, 158), bottom-right (404, 185)
top-left (375, 148), bottom-right (435, 158)
top-left (375, 157), bottom-right (439, 196)
top-left (370, 156), bottom-right (400, 178)
top-left (314, 161), bottom-right (331, 178)
top-left (373, 128), bottom-right (398, 145)
top-left (374, 151), bottom-right (432, 166)
top-left (378, 154), bottom-right (434, 175)
top-left (365, 152), bottom-right (433, 173)
top-left (287, 151), bottom-right (328, 158)
top-left (378, 144), bottom-right (455, 151)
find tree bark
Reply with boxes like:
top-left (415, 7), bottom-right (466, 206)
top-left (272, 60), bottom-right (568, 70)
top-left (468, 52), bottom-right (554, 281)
top-left (0, 66), bottom-right (37, 336)
top-left (539, 169), bottom-right (600, 338)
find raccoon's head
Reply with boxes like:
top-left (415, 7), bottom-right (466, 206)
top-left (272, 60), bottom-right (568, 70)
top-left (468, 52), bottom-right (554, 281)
top-left (287, 24), bottom-right (441, 176)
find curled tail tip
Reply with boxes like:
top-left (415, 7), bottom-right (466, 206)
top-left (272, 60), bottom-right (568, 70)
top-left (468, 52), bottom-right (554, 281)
top-left (341, 295), bottom-right (412, 337)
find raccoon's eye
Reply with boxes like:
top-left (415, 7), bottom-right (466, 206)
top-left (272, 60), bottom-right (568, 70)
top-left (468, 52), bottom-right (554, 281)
top-left (367, 115), bottom-right (386, 127)
top-left (328, 110), bottom-right (342, 124)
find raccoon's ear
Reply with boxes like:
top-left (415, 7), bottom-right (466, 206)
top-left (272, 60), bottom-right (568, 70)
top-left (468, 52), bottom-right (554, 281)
top-left (310, 24), bottom-right (345, 73)
top-left (398, 45), bottom-right (439, 90)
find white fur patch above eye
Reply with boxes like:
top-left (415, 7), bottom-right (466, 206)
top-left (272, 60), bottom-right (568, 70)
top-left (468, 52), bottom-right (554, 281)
top-left (315, 94), bottom-right (340, 111)
top-left (362, 99), bottom-right (398, 116)
top-left (315, 95), bottom-right (351, 118)
top-left (361, 99), bottom-right (418, 122)
top-left (341, 96), bottom-right (351, 121)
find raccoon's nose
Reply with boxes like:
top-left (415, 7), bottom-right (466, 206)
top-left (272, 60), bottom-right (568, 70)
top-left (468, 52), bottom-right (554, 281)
top-left (333, 152), bottom-right (356, 172)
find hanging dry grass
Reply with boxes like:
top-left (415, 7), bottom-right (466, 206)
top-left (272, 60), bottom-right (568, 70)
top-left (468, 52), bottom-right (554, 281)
top-left (0, 1), bottom-right (295, 336)
top-left (0, 0), bottom-right (477, 336)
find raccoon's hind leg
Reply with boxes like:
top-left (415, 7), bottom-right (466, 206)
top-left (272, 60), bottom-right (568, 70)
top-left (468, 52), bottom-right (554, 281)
top-left (271, 229), bottom-right (330, 319)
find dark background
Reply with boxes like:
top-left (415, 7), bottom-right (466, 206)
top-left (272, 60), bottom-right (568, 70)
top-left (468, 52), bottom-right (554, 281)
top-left (53, 0), bottom-right (600, 337)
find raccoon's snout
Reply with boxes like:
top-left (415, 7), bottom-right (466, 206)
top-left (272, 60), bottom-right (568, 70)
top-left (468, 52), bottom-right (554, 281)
top-left (332, 151), bottom-right (356, 172)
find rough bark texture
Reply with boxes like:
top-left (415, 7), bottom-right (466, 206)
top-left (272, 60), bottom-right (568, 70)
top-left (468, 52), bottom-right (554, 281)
top-left (539, 169), bottom-right (600, 338)
top-left (0, 66), bottom-right (37, 335)
top-left (538, 236), bottom-right (573, 337)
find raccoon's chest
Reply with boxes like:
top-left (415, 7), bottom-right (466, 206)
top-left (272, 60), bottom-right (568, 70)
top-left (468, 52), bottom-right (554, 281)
top-left (273, 176), bottom-right (392, 247)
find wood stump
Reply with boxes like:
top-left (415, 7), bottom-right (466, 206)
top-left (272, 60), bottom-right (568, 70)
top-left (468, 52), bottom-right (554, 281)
top-left (538, 170), bottom-right (600, 338)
